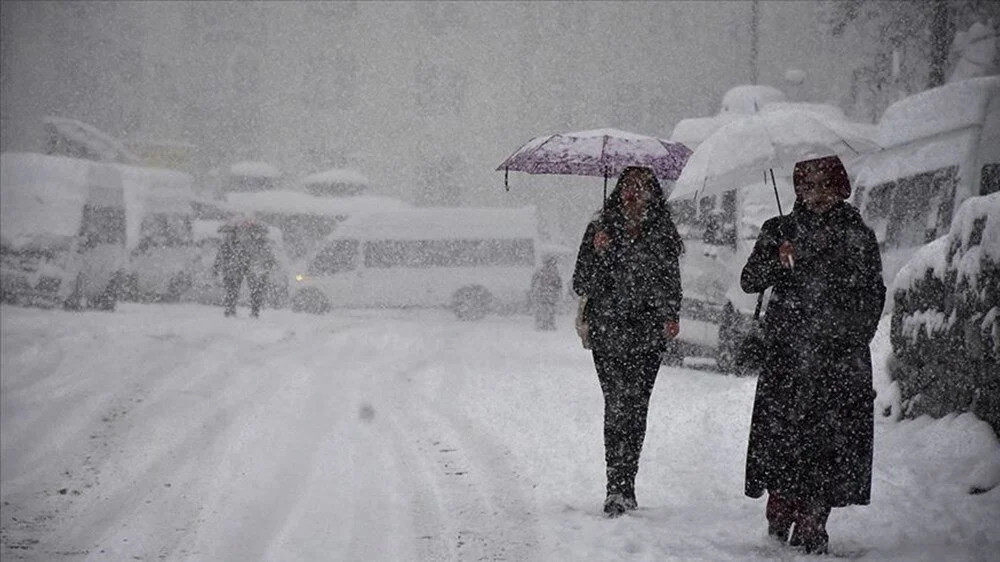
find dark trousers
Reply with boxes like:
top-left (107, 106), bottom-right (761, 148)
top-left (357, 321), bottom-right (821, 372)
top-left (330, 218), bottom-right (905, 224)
top-left (223, 272), bottom-right (265, 315)
top-left (593, 349), bottom-right (661, 496)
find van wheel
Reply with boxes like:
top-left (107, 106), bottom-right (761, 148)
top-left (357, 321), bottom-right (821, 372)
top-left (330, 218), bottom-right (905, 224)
top-left (452, 285), bottom-right (492, 321)
top-left (292, 287), bottom-right (330, 314)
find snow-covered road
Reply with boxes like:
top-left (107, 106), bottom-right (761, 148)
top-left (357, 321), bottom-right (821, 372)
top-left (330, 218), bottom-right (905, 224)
top-left (2, 304), bottom-right (998, 561)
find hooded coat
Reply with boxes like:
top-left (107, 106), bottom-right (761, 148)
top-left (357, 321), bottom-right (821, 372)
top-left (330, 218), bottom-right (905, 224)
top-left (742, 200), bottom-right (885, 506)
top-left (572, 194), bottom-right (683, 355)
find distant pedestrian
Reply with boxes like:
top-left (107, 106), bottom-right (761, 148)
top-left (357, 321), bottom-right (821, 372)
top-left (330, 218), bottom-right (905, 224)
top-left (572, 166), bottom-right (684, 517)
top-left (213, 220), bottom-right (277, 318)
top-left (530, 255), bottom-right (563, 330)
top-left (741, 155), bottom-right (885, 554)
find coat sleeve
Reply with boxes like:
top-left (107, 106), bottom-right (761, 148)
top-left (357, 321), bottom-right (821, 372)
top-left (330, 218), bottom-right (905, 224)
top-left (658, 247), bottom-right (682, 323)
top-left (740, 217), bottom-right (789, 294)
top-left (834, 225), bottom-right (886, 347)
top-left (572, 221), bottom-right (600, 297)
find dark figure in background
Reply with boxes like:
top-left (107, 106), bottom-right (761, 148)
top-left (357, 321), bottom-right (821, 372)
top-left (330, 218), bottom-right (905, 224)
top-left (572, 166), bottom-right (684, 518)
top-left (213, 221), bottom-right (277, 318)
top-left (530, 256), bottom-right (563, 330)
top-left (741, 156), bottom-right (885, 554)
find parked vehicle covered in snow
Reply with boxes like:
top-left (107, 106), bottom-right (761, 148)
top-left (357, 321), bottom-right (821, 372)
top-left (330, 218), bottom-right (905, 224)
top-left (117, 164), bottom-right (199, 302)
top-left (853, 76), bottom-right (1000, 287)
top-left (888, 192), bottom-right (999, 433)
top-left (0, 152), bottom-right (127, 309)
top-left (293, 206), bottom-right (541, 319)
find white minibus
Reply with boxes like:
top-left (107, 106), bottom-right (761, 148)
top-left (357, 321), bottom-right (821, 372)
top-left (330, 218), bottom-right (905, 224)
top-left (853, 76), bottom-right (1000, 286)
top-left (293, 206), bottom-right (540, 319)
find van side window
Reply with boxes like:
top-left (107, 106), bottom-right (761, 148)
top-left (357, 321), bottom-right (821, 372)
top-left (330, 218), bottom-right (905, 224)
top-left (885, 166), bottom-right (958, 248)
top-left (139, 213), bottom-right (194, 248)
top-left (982, 164), bottom-right (1000, 196)
top-left (364, 239), bottom-right (535, 268)
top-left (309, 240), bottom-right (358, 275)
top-left (79, 205), bottom-right (127, 249)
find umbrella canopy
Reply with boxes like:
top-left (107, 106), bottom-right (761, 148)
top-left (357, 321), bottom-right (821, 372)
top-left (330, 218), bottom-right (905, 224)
top-left (669, 110), bottom-right (880, 202)
top-left (497, 128), bottom-right (692, 184)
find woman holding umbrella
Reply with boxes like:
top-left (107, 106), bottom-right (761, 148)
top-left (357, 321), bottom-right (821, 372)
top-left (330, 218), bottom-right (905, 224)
top-left (741, 156), bottom-right (885, 554)
top-left (572, 166), bottom-right (684, 518)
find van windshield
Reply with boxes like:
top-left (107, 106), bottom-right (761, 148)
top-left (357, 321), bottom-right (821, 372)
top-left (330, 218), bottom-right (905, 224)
top-left (309, 239), bottom-right (359, 275)
top-left (363, 239), bottom-right (535, 268)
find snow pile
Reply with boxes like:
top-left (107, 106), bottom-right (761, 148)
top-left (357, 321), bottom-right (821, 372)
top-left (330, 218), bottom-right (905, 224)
top-left (719, 84), bottom-right (787, 114)
top-left (889, 192), bottom-right (1000, 431)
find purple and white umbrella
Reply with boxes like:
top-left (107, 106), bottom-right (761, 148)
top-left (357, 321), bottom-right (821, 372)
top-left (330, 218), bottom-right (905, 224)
top-left (497, 128), bottom-right (692, 196)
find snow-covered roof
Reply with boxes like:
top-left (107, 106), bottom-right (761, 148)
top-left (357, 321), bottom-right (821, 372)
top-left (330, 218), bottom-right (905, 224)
top-left (0, 152), bottom-right (197, 252)
top-left (672, 101), bottom-right (853, 150)
top-left (719, 85), bottom-right (787, 114)
top-left (329, 206), bottom-right (539, 241)
top-left (225, 190), bottom-right (409, 217)
top-left (761, 102), bottom-right (848, 122)
top-left (853, 133), bottom-right (971, 189)
top-left (230, 161), bottom-right (281, 178)
top-left (878, 76), bottom-right (999, 147)
top-left (670, 114), bottom-right (742, 149)
top-left (42, 116), bottom-right (142, 165)
top-left (0, 152), bottom-right (92, 246)
top-left (300, 168), bottom-right (370, 186)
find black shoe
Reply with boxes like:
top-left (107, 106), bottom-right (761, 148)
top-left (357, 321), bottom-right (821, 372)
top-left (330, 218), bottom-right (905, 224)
top-left (768, 521), bottom-right (792, 542)
top-left (790, 528), bottom-right (828, 555)
top-left (603, 493), bottom-right (627, 518)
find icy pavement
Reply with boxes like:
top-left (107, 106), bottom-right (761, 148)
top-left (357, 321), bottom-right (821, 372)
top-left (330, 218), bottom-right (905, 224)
top-left (1, 303), bottom-right (997, 561)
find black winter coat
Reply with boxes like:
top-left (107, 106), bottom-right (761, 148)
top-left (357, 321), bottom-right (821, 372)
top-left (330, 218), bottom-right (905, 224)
top-left (742, 201), bottom-right (885, 507)
top-left (573, 213), bottom-right (683, 355)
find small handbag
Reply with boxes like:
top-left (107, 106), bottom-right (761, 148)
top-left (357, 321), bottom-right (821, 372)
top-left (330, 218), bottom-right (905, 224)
top-left (734, 292), bottom-right (769, 369)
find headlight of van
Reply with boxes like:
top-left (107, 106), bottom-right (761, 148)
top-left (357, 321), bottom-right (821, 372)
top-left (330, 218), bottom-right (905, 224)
top-left (295, 274), bottom-right (306, 282)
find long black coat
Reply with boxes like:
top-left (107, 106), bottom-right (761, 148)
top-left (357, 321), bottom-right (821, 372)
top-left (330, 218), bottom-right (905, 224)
top-left (573, 213), bottom-right (683, 355)
top-left (742, 202), bottom-right (885, 507)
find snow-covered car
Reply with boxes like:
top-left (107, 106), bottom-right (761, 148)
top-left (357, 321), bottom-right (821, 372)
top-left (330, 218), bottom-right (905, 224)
top-left (1, 152), bottom-right (128, 310)
top-left (184, 219), bottom-right (291, 309)
top-left (668, 180), bottom-right (795, 371)
top-left (888, 192), bottom-right (999, 432)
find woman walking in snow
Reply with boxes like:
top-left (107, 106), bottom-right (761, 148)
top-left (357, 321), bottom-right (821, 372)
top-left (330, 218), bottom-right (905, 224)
top-left (741, 155), bottom-right (885, 554)
top-left (572, 166), bottom-right (683, 518)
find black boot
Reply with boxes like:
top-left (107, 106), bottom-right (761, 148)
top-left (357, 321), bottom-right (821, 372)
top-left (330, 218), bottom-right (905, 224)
top-left (790, 502), bottom-right (830, 554)
top-left (603, 492), bottom-right (627, 518)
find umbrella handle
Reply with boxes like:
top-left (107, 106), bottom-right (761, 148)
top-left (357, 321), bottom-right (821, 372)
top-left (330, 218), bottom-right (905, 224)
top-left (603, 168), bottom-right (608, 207)
top-left (767, 169), bottom-right (784, 216)
top-left (505, 166), bottom-right (509, 192)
